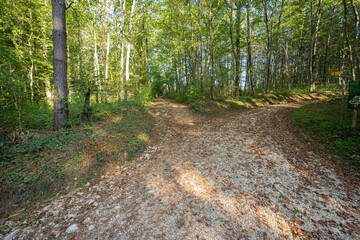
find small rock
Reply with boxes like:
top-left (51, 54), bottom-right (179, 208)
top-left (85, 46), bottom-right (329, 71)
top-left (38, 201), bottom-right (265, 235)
top-left (88, 225), bottom-right (95, 231)
top-left (83, 217), bottom-right (91, 223)
top-left (66, 224), bottom-right (79, 234)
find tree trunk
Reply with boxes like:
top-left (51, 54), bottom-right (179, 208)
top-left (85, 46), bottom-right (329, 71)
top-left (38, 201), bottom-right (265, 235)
top-left (120, 0), bottom-right (126, 99)
top-left (145, 22), bottom-right (150, 89)
top-left (246, 1), bottom-right (255, 96)
top-left (125, 0), bottom-right (137, 101)
top-left (350, 0), bottom-right (360, 78)
top-left (28, 3), bottom-right (34, 104)
top-left (263, 1), bottom-right (272, 94)
top-left (309, 0), bottom-right (322, 92)
top-left (210, 48), bottom-right (214, 99)
top-left (84, 88), bottom-right (91, 118)
top-left (94, 32), bottom-right (102, 103)
top-left (344, 0), bottom-right (356, 81)
top-left (52, 0), bottom-right (69, 130)
top-left (272, 0), bottom-right (284, 89)
top-left (104, 30), bottom-right (110, 103)
top-left (43, 0), bottom-right (52, 105)
top-left (234, 2), bottom-right (241, 97)
top-left (323, 31), bottom-right (331, 83)
top-left (198, 0), bottom-right (203, 92)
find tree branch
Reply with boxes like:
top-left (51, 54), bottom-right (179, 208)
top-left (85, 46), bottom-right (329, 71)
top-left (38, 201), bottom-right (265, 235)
top-left (66, 1), bottom-right (74, 10)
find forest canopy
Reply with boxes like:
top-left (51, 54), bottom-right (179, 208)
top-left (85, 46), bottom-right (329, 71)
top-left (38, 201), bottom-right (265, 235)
top-left (0, 0), bottom-right (359, 130)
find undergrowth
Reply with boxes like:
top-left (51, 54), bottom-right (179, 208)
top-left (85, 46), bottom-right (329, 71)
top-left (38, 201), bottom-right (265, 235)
top-left (0, 101), bottom-right (153, 218)
top-left (165, 86), bottom-right (338, 116)
top-left (293, 99), bottom-right (360, 169)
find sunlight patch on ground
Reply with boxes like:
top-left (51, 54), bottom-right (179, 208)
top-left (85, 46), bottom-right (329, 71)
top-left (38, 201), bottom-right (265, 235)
top-left (176, 164), bottom-right (215, 201)
top-left (256, 206), bottom-right (292, 237)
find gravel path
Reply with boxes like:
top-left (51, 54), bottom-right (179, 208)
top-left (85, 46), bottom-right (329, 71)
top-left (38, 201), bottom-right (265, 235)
top-left (2, 98), bottom-right (360, 239)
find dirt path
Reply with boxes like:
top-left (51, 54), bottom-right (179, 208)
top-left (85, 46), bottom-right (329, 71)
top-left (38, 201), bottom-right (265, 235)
top-left (2, 98), bottom-right (360, 239)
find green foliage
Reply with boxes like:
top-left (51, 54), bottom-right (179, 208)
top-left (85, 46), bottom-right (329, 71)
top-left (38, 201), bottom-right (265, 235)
top-left (269, 84), bottom-right (342, 95)
top-left (190, 101), bottom-right (206, 112)
top-left (293, 99), bottom-right (360, 167)
top-left (132, 85), bottom-right (153, 105)
top-left (0, 103), bottom-right (53, 130)
top-left (0, 101), bottom-right (153, 216)
top-left (174, 86), bottom-right (202, 103)
top-left (151, 78), bottom-right (165, 97)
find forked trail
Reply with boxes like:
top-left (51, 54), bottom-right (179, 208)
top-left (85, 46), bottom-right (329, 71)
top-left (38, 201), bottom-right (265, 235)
top-left (2, 98), bottom-right (360, 239)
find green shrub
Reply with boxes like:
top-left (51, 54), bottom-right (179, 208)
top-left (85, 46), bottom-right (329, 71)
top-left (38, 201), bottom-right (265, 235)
top-left (175, 86), bottom-right (202, 103)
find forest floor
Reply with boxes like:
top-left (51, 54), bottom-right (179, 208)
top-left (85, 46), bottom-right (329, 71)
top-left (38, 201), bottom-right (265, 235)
top-left (2, 97), bottom-right (360, 239)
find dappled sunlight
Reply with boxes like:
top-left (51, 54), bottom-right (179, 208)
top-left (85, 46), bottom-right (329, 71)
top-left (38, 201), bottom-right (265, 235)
top-left (172, 159), bottom-right (294, 237)
top-left (256, 206), bottom-right (292, 237)
top-left (176, 163), bottom-right (215, 201)
top-left (266, 103), bottom-right (303, 109)
top-left (145, 174), bottom-right (181, 205)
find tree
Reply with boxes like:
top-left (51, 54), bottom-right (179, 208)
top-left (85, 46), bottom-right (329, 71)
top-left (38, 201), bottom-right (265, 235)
top-left (52, 0), bottom-right (68, 130)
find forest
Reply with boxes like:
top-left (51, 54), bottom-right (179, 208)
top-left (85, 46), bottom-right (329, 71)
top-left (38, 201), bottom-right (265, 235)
top-left (1, 0), bottom-right (360, 238)
top-left (0, 0), bottom-right (359, 131)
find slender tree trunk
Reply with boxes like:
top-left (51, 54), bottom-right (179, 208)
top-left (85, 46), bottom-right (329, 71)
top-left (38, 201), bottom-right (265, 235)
top-left (145, 22), bottom-right (150, 89)
top-left (234, 2), bottom-right (241, 97)
top-left (309, 0), bottom-right (314, 90)
top-left (52, 0), bottom-right (69, 130)
top-left (263, 1), bottom-right (273, 94)
top-left (189, 1), bottom-right (194, 86)
top-left (323, 31), bottom-right (331, 83)
top-left (246, 1), bottom-right (255, 96)
top-left (344, 0), bottom-right (356, 81)
top-left (104, 30), bottom-right (110, 103)
top-left (309, 0), bottom-right (322, 92)
top-left (28, 3), bottom-right (34, 104)
top-left (272, 0), bottom-right (283, 88)
top-left (228, 2), bottom-right (235, 95)
top-left (350, 0), bottom-right (360, 78)
top-left (285, 42), bottom-right (290, 90)
top-left (210, 48), bottom-right (215, 99)
top-left (120, 0), bottom-right (126, 99)
top-left (294, 11), bottom-right (306, 87)
top-left (203, 1), bottom-right (212, 96)
top-left (125, 0), bottom-right (137, 101)
top-left (84, 88), bottom-right (91, 118)
top-left (94, 31), bottom-right (102, 103)
top-left (198, 0), bottom-right (203, 92)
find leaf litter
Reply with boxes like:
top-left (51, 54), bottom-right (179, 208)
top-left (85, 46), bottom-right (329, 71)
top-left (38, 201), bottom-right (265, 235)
top-left (1, 98), bottom-right (360, 239)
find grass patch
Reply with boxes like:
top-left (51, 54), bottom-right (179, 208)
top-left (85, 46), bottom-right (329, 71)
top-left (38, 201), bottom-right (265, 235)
top-left (0, 101), bottom-right (153, 218)
top-left (182, 92), bottom-right (338, 116)
top-left (293, 99), bottom-right (360, 169)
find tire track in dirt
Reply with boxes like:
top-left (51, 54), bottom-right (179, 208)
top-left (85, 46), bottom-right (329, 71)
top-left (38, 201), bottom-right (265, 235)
top-left (2, 98), bottom-right (360, 239)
